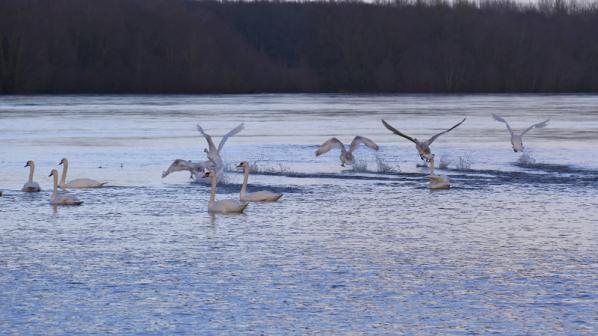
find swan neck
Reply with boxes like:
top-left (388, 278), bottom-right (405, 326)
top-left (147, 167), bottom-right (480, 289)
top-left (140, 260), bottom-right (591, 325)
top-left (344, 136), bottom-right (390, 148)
top-left (60, 160), bottom-right (68, 187)
top-left (51, 173), bottom-right (58, 198)
top-left (28, 163), bottom-right (34, 182)
top-left (241, 166), bottom-right (249, 196)
top-left (429, 157), bottom-right (435, 176)
top-left (209, 173), bottom-right (217, 205)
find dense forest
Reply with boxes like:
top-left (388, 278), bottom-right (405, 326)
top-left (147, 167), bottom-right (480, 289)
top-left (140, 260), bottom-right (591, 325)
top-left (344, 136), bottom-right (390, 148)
top-left (1, 0), bottom-right (598, 93)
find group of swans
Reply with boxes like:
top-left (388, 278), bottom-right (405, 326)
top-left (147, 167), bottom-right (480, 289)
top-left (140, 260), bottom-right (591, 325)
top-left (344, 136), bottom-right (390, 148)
top-left (18, 158), bottom-right (106, 206)
top-left (317, 115), bottom-right (549, 189)
top-left (162, 123), bottom-right (244, 182)
top-left (204, 161), bottom-right (283, 214)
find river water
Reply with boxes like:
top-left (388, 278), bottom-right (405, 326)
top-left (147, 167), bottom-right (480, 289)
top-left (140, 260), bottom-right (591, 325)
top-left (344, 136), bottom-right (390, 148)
top-left (1, 94), bottom-right (597, 334)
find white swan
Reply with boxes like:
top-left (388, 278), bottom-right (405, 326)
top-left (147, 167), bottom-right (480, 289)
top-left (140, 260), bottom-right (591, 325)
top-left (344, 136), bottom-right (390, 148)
top-left (492, 114), bottom-right (550, 152)
top-left (22, 160), bottom-right (41, 192)
top-left (204, 170), bottom-right (248, 214)
top-left (196, 123), bottom-right (244, 168)
top-left (382, 118), bottom-right (466, 163)
top-left (162, 159), bottom-right (213, 179)
top-left (428, 154), bottom-right (450, 189)
top-left (237, 161), bottom-right (283, 202)
top-left (315, 136), bottom-right (379, 167)
top-left (59, 158), bottom-right (107, 189)
top-left (48, 169), bottom-right (83, 205)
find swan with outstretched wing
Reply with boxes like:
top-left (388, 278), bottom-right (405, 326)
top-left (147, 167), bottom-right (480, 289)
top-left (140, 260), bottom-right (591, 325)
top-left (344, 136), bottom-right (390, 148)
top-left (196, 123), bottom-right (244, 166)
top-left (492, 114), bottom-right (549, 152)
top-left (382, 118), bottom-right (466, 163)
top-left (315, 136), bottom-right (379, 167)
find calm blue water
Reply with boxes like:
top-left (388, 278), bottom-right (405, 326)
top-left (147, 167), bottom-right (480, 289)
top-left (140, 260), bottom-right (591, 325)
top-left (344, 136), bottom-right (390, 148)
top-left (1, 95), bottom-right (597, 334)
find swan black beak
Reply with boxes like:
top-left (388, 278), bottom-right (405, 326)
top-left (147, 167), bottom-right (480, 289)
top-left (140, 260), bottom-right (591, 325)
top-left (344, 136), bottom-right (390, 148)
top-left (48, 172), bottom-right (52, 177)
top-left (24, 163), bottom-right (29, 167)
top-left (58, 161), bottom-right (63, 165)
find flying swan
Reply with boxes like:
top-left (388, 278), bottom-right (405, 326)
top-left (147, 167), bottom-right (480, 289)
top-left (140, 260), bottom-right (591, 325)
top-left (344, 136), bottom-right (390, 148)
top-left (382, 118), bottom-right (466, 163)
top-left (237, 161), bottom-right (283, 202)
top-left (48, 169), bottom-right (83, 205)
top-left (492, 114), bottom-right (550, 152)
top-left (162, 159), bottom-right (213, 180)
top-left (22, 160), bottom-right (41, 192)
top-left (59, 158), bottom-right (107, 189)
top-left (315, 136), bottom-right (379, 167)
top-left (196, 123), bottom-right (244, 168)
top-left (204, 170), bottom-right (248, 214)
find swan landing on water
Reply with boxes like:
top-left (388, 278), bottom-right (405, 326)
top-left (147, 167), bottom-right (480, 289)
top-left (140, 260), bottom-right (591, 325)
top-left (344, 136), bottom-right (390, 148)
top-left (204, 170), bottom-right (248, 214)
top-left (315, 136), bottom-right (379, 167)
top-left (382, 118), bottom-right (466, 164)
top-left (22, 160), bottom-right (41, 192)
top-left (196, 123), bottom-right (244, 167)
top-left (162, 159), bottom-right (212, 180)
top-left (59, 158), bottom-right (107, 189)
top-left (237, 161), bottom-right (283, 202)
top-left (48, 169), bottom-right (83, 205)
top-left (492, 114), bottom-right (550, 153)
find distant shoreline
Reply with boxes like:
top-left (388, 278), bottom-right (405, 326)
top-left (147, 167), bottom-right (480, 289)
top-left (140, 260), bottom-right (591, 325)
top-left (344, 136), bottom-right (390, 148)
top-left (2, 0), bottom-right (597, 94)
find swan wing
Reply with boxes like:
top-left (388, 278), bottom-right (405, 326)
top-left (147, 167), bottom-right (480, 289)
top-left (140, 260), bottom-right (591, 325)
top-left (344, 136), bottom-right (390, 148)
top-left (196, 124), bottom-right (218, 154)
top-left (521, 119), bottom-right (550, 136)
top-left (349, 136), bottom-right (379, 153)
top-left (381, 120), bottom-right (417, 144)
top-left (315, 137), bottom-right (345, 156)
top-left (492, 114), bottom-right (514, 136)
top-left (217, 123), bottom-right (244, 153)
top-left (427, 118), bottom-right (466, 145)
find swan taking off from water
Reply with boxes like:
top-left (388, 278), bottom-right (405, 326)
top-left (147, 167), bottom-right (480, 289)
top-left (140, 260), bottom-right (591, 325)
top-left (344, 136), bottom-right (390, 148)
top-left (315, 136), bottom-right (379, 167)
top-left (59, 158), bottom-right (107, 189)
top-left (428, 154), bottom-right (450, 189)
top-left (22, 160), bottom-right (41, 192)
top-left (236, 161), bottom-right (283, 202)
top-left (492, 114), bottom-right (549, 152)
top-left (196, 123), bottom-right (244, 167)
top-left (382, 118), bottom-right (466, 163)
top-left (204, 170), bottom-right (248, 213)
top-left (48, 169), bottom-right (82, 205)
top-left (162, 159), bottom-right (213, 179)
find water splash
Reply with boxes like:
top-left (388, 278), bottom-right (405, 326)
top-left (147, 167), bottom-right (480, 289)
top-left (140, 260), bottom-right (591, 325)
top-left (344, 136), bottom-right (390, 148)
top-left (517, 149), bottom-right (536, 165)
top-left (439, 155), bottom-right (452, 169)
top-left (350, 160), bottom-right (368, 172)
top-left (456, 155), bottom-right (472, 170)
top-left (376, 157), bottom-right (400, 173)
top-left (248, 161), bottom-right (291, 174)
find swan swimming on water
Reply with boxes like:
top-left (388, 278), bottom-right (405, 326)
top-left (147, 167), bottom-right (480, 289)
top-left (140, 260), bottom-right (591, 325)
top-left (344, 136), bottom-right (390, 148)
top-left (204, 170), bottom-right (248, 214)
top-left (22, 160), bottom-right (41, 192)
top-left (237, 161), bottom-right (283, 202)
top-left (492, 114), bottom-right (550, 152)
top-left (162, 159), bottom-right (213, 180)
top-left (48, 169), bottom-right (83, 205)
top-left (315, 136), bottom-right (379, 167)
top-left (382, 118), bottom-right (466, 164)
top-left (427, 154), bottom-right (450, 189)
top-left (59, 158), bottom-right (107, 189)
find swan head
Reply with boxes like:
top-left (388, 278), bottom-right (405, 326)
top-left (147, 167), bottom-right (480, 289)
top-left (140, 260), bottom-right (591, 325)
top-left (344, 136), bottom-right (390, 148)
top-left (58, 158), bottom-right (67, 165)
top-left (204, 148), bottom-right (209, 153)
top-left (24, 160), bottom-right (33, 167)
top-left (48, 169), bottom-right (58, 177)
top-left (203, 171), bottom-right (213, 178)
top-left (236, 161), bottom-right (249, 169)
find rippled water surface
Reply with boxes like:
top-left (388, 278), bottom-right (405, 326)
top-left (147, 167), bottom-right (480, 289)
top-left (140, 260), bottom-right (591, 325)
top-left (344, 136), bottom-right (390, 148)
top-left (1, 95), bottom-right (597, 334)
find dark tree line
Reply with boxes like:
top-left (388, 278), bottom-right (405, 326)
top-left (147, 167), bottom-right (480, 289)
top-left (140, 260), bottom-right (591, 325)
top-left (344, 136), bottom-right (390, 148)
top-left (1, 0), bottom-right (598, 93)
